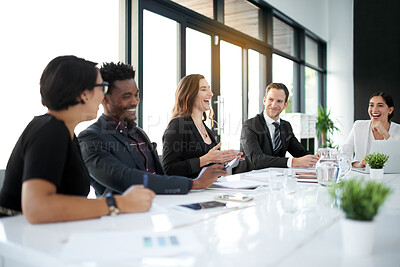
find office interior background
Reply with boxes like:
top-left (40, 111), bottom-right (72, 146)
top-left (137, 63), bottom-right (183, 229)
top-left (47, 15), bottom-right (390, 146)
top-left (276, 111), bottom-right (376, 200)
top-left (0, 0), bottom-right (399, 169)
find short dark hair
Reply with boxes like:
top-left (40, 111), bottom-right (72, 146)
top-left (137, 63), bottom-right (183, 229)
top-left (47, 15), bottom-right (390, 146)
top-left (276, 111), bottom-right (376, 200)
top-left (40, 55), bottom-right (98, 111)
top-left (265, 83), bottom-right (290, 103)
top-left (100, 62), bottom-right (135, 95)
top-left (369, 91), bottom-right (395, 121)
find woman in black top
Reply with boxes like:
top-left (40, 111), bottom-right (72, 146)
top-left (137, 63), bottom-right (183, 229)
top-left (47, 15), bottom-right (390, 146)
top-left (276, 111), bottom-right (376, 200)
top-left (162, 74), bottom-right (242, 178)
top-left (0, 56), bottom-right (154, 223)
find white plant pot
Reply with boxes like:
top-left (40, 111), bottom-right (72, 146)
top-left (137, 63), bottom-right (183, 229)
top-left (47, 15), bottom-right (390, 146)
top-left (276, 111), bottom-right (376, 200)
top-left (369, 168), bottom-right (384, 179)
top-left (341, 218), bottom-right (376, 257)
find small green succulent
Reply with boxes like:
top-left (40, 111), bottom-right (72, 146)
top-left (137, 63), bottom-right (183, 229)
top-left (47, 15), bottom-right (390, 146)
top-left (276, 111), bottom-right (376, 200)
top-left (363, 152), bottom-right (389, 169)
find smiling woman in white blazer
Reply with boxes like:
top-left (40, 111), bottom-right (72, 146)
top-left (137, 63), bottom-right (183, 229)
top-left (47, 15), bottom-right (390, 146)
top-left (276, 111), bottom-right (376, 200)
top-left (345, 91), bottom-right (400, 168)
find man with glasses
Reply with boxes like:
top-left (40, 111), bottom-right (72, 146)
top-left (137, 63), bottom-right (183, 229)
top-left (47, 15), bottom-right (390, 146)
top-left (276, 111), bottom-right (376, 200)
top-left (235, 83), bottom-right (319, 173)
top-left (78, 62), bottom-right (227, 197)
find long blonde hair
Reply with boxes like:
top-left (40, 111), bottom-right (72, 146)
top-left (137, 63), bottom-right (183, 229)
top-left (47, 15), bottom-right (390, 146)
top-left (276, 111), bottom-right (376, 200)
top-left (171, 74), bottom-right (214, 123)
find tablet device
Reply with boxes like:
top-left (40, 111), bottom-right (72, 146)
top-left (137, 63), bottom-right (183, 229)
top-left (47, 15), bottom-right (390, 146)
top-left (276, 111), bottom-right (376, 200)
top-left (178, 201), bottom-right (226, 210)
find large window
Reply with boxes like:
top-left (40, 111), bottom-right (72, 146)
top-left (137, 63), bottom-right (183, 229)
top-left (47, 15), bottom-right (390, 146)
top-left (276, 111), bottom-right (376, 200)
top-left (305, 67), bottom-right (319, 115)
top-left (248, 50), bottom-right (266, 118)
top-left (220, 40), bottom-right (243, 150)
top-left (273, 17), bottom-right (296, 57)
top-left (305, 35), bottom-right (323, 115)
top-left (142, 10), bottom-right (179, 149)
top-left (171, 0), bottom-right (214, 19)
top-left (0, 0), bottom-right (119, 168)
top-left (272, 16), bottom-right (325, 116)
top-left (272, 54), bottom-right (294, 114)
top-left (224, 0), bottom-right (262, 40)
top-left (305, 36), bottom-right (319, 68)
top-left (186, 28), bottom-right (212, 83)
top-left (137, 1), bottom-right (326, 153)
top-left (272, 17), bottom-right (296, 115)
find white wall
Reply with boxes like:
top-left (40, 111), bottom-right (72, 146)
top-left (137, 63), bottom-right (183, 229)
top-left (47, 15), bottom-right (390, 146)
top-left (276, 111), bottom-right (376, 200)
top-left (265, 0), bottom-right (354, 147)
top-left (0, 0), bottom-right (120, 169)
top-left (265, 0), bottom-right (329, 40)
top-left (326, 0), bottom-right (354, 146)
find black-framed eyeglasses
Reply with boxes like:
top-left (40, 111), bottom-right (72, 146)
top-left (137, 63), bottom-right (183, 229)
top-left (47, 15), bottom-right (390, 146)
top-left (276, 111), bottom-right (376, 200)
top-left (94, 81), bottom-right (109, 94)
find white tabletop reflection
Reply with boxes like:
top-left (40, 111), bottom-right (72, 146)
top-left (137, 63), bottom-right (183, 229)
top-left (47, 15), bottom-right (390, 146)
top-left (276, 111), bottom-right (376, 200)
top-left (0, 168), bottom-right (399, 267)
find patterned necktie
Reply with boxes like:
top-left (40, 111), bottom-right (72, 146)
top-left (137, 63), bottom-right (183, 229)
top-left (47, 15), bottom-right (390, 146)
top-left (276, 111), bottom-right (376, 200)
top-left (272, 121), bottom-right (282, 154)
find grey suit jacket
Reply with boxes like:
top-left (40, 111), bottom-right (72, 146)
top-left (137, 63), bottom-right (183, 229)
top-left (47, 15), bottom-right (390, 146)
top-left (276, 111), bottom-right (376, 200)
top-left (78, 115), bottom-right (192, 196)
top-left (235, 112), bottom-right (310, 173)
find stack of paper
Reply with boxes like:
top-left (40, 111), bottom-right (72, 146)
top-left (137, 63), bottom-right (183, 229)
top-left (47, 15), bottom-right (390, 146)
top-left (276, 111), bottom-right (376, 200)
top-left (295, 171), bottom-right (318, 183)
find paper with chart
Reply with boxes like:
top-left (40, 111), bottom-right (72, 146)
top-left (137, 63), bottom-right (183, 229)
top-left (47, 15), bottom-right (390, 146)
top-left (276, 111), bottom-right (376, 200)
top-left (61, 228), bottom-right (203, 262)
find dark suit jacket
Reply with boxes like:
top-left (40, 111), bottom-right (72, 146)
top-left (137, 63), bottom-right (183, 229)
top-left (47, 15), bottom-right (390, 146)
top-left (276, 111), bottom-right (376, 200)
top-left (162, 117), bottom-right (218, 178)
top-left (235, 112), bottom-right (310, 173)
top-left (78, 115), bottom-right (192, 196)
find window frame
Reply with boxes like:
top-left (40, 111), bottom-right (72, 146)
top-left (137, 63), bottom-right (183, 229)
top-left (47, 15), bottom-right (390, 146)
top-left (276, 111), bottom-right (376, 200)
top-left (272, 10), bottom-right (327, 113)
top-left (129, 0), bottom-right (326, 131)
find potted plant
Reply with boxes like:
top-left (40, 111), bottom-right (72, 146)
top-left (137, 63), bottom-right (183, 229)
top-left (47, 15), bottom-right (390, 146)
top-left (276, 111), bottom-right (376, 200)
top-left (329, 178), bottom-right (392, 256)
top-left (316, 105), bottom-right (339, 148)
top-left (363, 152), bottom-right (389, 179)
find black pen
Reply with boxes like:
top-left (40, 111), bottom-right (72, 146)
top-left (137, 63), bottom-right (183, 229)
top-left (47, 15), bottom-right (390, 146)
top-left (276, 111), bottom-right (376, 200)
top-left (143, 174), bottom-right (148, 188)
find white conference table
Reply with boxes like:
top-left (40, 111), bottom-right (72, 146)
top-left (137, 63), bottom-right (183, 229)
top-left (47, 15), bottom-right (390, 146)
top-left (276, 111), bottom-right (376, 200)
top-left (0, 168), bottom-right (399, 267)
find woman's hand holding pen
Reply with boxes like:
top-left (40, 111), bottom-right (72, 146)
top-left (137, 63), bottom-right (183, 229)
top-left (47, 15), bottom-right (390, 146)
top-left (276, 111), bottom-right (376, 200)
top-left (115, 185), bottom-right (155, 213)
top-left (200, 142), bottom-right (243, 167)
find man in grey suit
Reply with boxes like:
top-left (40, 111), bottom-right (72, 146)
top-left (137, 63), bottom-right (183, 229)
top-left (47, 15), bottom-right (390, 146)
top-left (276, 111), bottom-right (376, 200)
top-left (78, 62), bottom-right (226, 197)
top-left (235, 83), bottom-right (319, 173)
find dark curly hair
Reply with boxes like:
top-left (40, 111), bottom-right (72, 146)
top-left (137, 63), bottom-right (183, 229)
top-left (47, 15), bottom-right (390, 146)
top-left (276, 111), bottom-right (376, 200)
top-left (100, 62), bottom-right (135, 95)
top-left (40, 55), bottom-right (98, 110)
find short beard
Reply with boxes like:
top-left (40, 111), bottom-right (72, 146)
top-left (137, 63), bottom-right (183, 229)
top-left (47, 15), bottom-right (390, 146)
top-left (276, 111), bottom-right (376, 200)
top-left (123, 116), bottom-right (136, 128)
top-left (118, 112), bottom-right (136, 127)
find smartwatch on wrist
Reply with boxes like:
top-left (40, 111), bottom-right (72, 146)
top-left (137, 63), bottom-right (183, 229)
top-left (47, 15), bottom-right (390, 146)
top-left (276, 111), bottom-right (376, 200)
top-left (105, 195), bottom-right (120, 216)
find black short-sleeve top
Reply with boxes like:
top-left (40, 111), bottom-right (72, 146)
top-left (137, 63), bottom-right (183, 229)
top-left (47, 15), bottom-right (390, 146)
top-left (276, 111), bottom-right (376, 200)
top-left (0, 114), bottom-right (90, 213)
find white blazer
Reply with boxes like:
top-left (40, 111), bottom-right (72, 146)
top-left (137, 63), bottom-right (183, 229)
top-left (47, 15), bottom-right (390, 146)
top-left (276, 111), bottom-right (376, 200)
top-left (344, 120), bottom-right (400, 162)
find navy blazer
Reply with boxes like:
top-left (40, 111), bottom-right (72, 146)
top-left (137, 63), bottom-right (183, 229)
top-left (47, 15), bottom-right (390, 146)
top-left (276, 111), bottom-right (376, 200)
top-left (235, 112), bottom-right (310, 173)
top-left (78, 115), bottom-right (192, 196)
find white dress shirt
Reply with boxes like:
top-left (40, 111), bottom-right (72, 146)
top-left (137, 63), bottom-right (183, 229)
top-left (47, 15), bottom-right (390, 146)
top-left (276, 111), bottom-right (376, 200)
top-left (263, 112), bottom-right (293, 167)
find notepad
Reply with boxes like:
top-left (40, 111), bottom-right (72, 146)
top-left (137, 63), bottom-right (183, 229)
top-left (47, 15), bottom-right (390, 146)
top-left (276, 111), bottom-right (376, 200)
top-left (212, 180), bottom-right (268, 189)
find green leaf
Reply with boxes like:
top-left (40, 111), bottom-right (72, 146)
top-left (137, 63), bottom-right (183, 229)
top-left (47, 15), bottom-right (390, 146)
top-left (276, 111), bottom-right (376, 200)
top-left (316, 105), bottom-right (339, 147)
top-left (363, 153), bottom-right (390, 169)
top-left (328, 178), bottom-right (392, 221)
